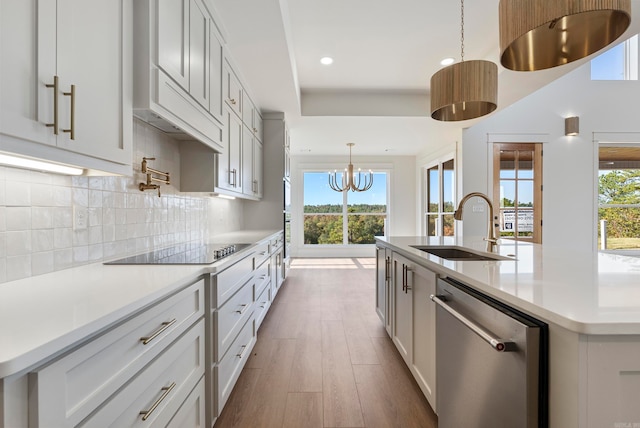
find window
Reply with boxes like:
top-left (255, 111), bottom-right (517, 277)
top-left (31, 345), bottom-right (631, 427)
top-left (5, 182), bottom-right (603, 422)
top-left (598, 145), bottom-right (640, 252)
top-left (425, 159), bottom-right (455, 236)
top-left (591, 34), bottom-right (638, 80)
top-left (303, 171), bottom-right (388, 245)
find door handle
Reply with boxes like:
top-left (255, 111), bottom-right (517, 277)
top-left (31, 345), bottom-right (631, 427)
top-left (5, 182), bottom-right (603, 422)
top-left (62, 84), bottom-right (75, 140)
top-left (45, 75), bottom-right (59, 134)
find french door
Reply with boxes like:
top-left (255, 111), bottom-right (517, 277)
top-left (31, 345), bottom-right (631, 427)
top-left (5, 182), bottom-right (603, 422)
top-left (492, 143), bottom-right (543, 244)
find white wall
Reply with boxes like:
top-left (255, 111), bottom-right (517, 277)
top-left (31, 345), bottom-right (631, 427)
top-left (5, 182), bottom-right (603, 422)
top-left (291, 154), bottom-right (416, 257)
top-left (462, 62), bottom-right (640, 251)
top-left (0, 119), bottom-right (244, 284)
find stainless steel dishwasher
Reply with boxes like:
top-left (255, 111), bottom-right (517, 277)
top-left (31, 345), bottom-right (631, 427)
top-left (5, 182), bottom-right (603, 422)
top-left (431, 277), bottom-right (548, 428)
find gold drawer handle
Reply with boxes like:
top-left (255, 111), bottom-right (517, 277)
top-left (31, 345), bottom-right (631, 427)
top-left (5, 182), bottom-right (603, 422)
top-left (140, 319), bottom-right (176, 345)
top-left (236, 344), bottom-right (248, 359)
top-left (62, 84), bottom-right (75, 140)
top-left (45, 75), bottom-right (59, 134)
top-left (235, 303), bottom-right (249, 315)
top-left (139, 382), bottom-right (176, 421)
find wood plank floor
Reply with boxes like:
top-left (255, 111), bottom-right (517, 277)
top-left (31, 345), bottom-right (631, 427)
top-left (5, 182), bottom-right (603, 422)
top-left (215, 258), bottom-right (438, 428)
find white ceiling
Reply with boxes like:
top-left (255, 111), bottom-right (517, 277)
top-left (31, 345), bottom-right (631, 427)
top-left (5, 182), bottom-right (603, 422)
top-left (211, 0), bottom-right (640, 156)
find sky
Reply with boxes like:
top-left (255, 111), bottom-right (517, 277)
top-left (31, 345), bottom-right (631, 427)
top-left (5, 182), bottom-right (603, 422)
top-left (303, 172), bottom-right (387, 206)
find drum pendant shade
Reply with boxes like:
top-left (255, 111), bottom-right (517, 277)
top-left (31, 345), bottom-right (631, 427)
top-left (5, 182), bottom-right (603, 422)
top-left (430, 60), bottom-right (498, 122)
top-left (500, 0), bottom-right (631, 71)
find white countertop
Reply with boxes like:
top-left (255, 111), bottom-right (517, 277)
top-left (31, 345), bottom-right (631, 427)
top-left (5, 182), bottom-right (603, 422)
top-left (377, 236), bottom-right (640, 335)
top-left (0, 230), bottom-right (280, 378)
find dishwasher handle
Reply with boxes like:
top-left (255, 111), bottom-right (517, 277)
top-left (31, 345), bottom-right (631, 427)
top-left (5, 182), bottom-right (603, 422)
top-left (430, 294), bottom-right (517, 352)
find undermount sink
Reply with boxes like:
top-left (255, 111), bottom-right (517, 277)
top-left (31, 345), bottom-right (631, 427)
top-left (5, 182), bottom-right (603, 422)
top-left (410, 245), bottom-right (513, 261)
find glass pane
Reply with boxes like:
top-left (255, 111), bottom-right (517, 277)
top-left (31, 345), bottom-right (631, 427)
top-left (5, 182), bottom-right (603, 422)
top-left (499, 181), bottom-right (516, 208)
top-left (591, 42), bottom-right (625, 80)
top-left (517, 181), bottom-right (534, 207)
top-left (304, 172), bottom-right (343, 213)
top-left (347, 214), bottom-right (386, 244)
top-left (598, 207), bottom-right (640, 250)
top-left (517, 151), bottom-right (534, 179)
top-left (303, 214), bottom-right (343, 244)
top-left (499, 150), bottom-right (516, 179)
top-left (516, 208), bottom-right (534, 237)
top-left (427, 214), bottom-right (437, 236)
top-left (347, 172), bottom-right (387, 213)
top-left (427, 166), bottom-right (439, 212)
top-left (442, 159), bottom-right (455, 212)
top-left (442, 214), bottom-right (454, 236)
top-left (499, 208), bottom-right (515, 237)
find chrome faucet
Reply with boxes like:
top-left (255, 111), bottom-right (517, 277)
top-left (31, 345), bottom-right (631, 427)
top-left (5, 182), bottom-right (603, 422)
top-left (454, 192), bottom-right (499, 252)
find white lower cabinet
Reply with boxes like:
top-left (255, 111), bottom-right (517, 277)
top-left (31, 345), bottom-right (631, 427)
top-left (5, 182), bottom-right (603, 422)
top-left (30, 279), bottom-right (204, 427)
top-left (167, 376), bottom-right (206, 428)
top-left (79, 320), bottom-right (205, 427)
top-left (410, 262), bottom-right (437, 411)
top-left (389, 250), bottom-right (437, 412)
top-left (213, 314), bottom-right (256, 418)
top-left (392, 253), bottom-right (413, 364)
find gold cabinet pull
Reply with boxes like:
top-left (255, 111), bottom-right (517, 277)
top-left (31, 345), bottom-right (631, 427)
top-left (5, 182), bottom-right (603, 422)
top-left (229, 98), bottom-right (236, 105)
top-left (236, 344), bottom-right (248, 358)
top-left (139, 382), bottom-right (176, 421)
top-left (62, 84), bottom-right (75, 140)
top-left (45, 75), bottom-right (59, 134)
top-left (235, 303), bottom-right (249, 315)
top-left (140, 319), bottom-right (176, 345)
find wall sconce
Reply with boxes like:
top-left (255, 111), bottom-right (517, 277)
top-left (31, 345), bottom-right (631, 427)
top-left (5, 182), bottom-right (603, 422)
top-left (565, 116), bottom-right (579, 136)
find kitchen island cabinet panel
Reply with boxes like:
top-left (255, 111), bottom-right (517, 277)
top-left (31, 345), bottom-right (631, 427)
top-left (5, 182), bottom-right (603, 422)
top-left (392, 253), bottom-right (413, 365)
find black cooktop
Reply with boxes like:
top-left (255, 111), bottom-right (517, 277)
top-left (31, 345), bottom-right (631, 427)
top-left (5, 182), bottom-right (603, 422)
top-left (104, 243), bottom-right (251, 265)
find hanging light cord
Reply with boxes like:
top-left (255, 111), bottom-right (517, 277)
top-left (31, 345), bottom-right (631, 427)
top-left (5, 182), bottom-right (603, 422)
top-left (460, 0), bottom-right (465, 62)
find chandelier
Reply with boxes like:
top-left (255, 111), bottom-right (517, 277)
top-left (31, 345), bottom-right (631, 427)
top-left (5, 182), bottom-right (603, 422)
top-left (430, 0), bottom-right (498, 121)
top-left (328, 143), bottom-right (373, 192)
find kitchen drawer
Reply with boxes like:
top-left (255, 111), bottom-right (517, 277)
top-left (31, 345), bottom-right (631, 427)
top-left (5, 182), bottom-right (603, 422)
top-left (255, 284), bottom-right (271, 330)
top-left (213, 277), bottom-right (254, 361)
top-left (270, 233), bottom-right (284, 250)
top-left (30, 279), bottom-right (204, 427)
top-left (254, 258), bottom-right (270, 298)
top-left (213, 314), bottom-right (256, 417)
top-left (166, 375), bottom-right (205, 428)
top-left (253, 241), bottom-right (270, 269)
top-left (80, 320), bottom-right (205, 427)
top-left (212, 253), bottom-right (254, 307)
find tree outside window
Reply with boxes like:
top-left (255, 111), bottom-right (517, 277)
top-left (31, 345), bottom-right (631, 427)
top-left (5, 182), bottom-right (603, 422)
top-left (303, 171), bottom-right (388, 245)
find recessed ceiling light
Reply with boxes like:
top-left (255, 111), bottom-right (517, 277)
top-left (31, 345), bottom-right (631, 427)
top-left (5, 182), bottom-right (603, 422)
top-left (320, 57), bottom-right (334, 65)
top-left (440, 57), bottom-right (455, 66)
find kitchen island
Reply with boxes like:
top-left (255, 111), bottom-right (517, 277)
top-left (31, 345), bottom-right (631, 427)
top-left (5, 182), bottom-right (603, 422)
top-left (376, 235), bottom-right (640, 428)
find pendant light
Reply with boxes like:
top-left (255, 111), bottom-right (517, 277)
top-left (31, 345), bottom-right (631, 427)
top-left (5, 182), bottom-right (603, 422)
top-left (328, 143), bottom-right (373, 192)
top-left (430, 0), bottom-right (498, 121)
top-left (500, 0), bottom-right (631, 71)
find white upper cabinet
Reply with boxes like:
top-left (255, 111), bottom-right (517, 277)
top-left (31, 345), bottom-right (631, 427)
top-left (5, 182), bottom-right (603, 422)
top-left (188, 0), bottom-right (210, 109)
top-left (0, 0), bottom-right (132, 174)
top-left (133, 0), bottom-right (224, 153)
top-left (223, 60), bottom-right (243, 118)
top-left (209, 24), bottom-right (224, 123)
top-left (157, 0), bottom-right (190, 91)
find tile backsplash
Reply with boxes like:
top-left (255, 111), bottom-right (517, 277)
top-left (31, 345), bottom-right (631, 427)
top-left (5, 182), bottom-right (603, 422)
top-left (0, 119), bottom-right (243, 283)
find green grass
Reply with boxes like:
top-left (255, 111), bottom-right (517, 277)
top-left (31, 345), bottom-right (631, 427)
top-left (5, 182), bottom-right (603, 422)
top-left (598, 237), bottom-right (640, 250)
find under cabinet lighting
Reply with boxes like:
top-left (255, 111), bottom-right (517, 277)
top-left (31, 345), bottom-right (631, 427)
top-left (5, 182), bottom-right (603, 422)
top-left (0, 153), bottom-right (84, 175)
top-left (213, 193), bottom-right (236, 200)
